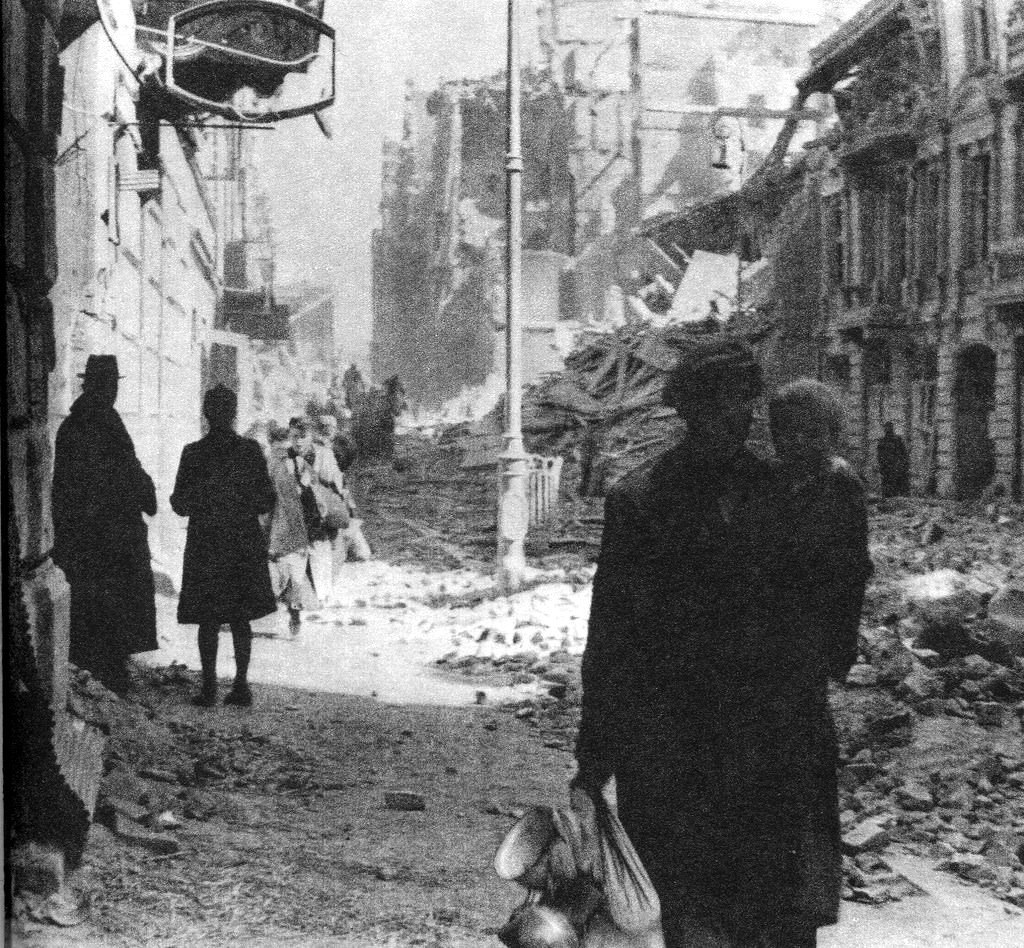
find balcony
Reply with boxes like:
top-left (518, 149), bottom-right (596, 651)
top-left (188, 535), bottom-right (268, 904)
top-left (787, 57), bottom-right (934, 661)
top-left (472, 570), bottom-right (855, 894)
top-left (1008, 8), bottom-right (1024, 95)
top-left (985, 242), bottom-right (1024, 308)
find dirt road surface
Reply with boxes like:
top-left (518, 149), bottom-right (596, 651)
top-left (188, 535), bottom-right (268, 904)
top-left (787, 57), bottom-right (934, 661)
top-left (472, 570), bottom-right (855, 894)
top-left (10, 454), bottom-right (1024, 947)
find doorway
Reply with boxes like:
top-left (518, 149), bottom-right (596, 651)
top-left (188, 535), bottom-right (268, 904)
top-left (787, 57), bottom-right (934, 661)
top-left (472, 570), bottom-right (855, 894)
top-left (953, 343), bottom-right (997, 499)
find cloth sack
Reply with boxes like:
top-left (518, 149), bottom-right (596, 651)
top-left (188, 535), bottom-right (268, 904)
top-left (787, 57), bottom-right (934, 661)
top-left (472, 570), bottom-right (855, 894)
top-left (340, 517), bottom-right (373, 561)
top-left (592, 796), bottom-right (664, 946)
top-left (311, 481), bottom-right (350, 532)
top-left (494, 805), bottom-right (664, 948)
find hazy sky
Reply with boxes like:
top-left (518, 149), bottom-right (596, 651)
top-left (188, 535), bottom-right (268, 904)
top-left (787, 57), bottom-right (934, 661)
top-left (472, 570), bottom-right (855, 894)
top-left (255, 0), bottom-right (532, 366)
top-left (253, 1), bottom-right (862, 369)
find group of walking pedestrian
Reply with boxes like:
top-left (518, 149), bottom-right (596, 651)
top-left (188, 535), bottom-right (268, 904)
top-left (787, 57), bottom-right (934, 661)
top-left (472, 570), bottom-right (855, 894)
top-left (52, 355), bottom-right (370, 708)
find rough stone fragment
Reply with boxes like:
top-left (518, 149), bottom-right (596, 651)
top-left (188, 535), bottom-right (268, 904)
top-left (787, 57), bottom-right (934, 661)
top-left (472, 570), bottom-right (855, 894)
top-left (895, 662), bottom-right (943, 702)
top-left (842, 818), bottom-right (890, 854)
top-left (941, 853), bottom-right (997, 883)
top-left (845, 664), bottom-right (879, 688)
top-left (897, 783), bottom-right (935, 811)
top-left (11, 843), bottom-right (65, 897)
top-left (384, 790), bottom-right (426, 811)
top-left (962, 654), bottom-right (995, 680)
top-left (859, 626), bottom-right (913, 683)
top-left (975, 702), bottom-right (1005, 727)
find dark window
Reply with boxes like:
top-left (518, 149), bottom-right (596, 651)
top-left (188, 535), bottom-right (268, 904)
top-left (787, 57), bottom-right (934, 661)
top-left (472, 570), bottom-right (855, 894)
top-left (859, 186), bottom-right (881, 296)
top-left (960, 147), bottom-right (991, 269)
top-left (964, 0), bottom-right (992, 67)
top-left (885, 170), bottom-right (908, 303)
top-left (1017, 123), bottom-right (1024, 237)
top-left (864, 339), bottom-right (892, 386)
top-left (917, 162), bottom-right (941, 280)
top-left (823, 194), bottom-right (844, 289)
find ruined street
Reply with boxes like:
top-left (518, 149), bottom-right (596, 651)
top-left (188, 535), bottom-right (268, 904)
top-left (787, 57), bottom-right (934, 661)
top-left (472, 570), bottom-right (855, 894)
top-left (11, 439), bottom-right (1024, 947)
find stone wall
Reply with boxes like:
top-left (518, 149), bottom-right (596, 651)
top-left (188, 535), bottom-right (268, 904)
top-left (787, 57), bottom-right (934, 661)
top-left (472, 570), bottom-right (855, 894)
top-left (49, 26), bottom-right (220, 586)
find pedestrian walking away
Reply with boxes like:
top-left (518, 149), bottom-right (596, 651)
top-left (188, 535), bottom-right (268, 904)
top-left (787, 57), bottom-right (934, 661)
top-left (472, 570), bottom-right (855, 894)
top-left (171, 385), bottom-right (277, 707)
top-left (266, 422), bottom-right (318, 634)
top-left (571, 340), bottom-right (870, 948)
top-left (52, 354), bottom-right (158, 694)
top-left (289, 415), bottom-right (346, 606)
top-left (876, 421), bottom-right (910, 497)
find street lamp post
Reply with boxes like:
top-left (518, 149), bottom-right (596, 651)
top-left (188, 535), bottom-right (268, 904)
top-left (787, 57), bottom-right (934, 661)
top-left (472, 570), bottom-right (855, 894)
top-left (496, 0), bottom-right (528, 594)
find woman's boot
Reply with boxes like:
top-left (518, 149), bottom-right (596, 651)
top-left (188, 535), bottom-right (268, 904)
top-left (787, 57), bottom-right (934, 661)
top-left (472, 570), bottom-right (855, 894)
top-left (193, 624), bottom-right (219, 707)
top-left (224, 622), bottom-right (253, 706)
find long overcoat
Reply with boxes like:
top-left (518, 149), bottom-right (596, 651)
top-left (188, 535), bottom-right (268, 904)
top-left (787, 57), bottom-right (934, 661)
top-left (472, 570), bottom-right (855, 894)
top-left (52, 395), bottom-right (158, 664)
top-left (171, 429), bottom-right (277, 625)
top-left (266, 447), bottom-right (309, 559)
top-left (576, 443), bottom-right (870, 940)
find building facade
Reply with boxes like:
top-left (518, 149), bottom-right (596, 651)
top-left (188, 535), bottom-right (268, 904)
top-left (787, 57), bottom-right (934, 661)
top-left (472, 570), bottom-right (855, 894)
top-left (800, 0), bottom-right (1023, 498)
top-left (50, 23), bottom-right (223, 586)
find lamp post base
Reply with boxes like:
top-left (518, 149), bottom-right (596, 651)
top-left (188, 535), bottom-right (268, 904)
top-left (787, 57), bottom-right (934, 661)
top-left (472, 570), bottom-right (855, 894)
top-left (496, 434), bottom-right (529, 595)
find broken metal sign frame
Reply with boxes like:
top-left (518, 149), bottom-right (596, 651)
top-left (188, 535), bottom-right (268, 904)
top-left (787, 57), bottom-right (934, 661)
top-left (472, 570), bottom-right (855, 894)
top-left (165, 0), bottom-right (336, 124)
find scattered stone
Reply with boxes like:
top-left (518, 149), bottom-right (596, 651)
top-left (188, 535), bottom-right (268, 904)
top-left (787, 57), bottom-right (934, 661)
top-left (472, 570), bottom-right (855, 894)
top-left (111, 815), bottom-right (182, 855)
top-left (941, 853), bottom-right (998, 883)
top-left (962, 654), bottom-right (995, 680)
top-left (909, 647), bottom-right (943, 668)
top-left (897, 783), bottom-right (934, 811)
top-left (10, 843), bottom-right (65, 897)
top-left (138, 767), bottom-right (178, 784)
top-left (845, 664), bottom-right (879, 688)
top-left (193, 760), bottom-right (228, 782)
top-left (384, 790), bottom-right (426, 811)
top-left (975, 702), bottom-right (1005, 727)
top-left (842, 818), bottom-right (890, 854)
top-left (860, 626), bottom-right (914, 684)
top-left (895, 663), bottom-right (943, 703)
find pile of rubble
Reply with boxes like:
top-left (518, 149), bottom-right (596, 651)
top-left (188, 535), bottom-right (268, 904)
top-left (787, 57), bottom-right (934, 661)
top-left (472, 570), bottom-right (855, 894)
top-left (506, 321), bottom-right (761, 485)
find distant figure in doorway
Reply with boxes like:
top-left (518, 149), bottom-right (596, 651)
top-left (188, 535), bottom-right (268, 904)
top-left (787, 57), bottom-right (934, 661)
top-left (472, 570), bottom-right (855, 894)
top-left (52, 355), bottom-right (158, 693)
top-left (266, 423), bottom-right (318, 635)
top-left (289, 416), bottom-right (346, 605)
top-left (171, 386), bottom-right (277, 707)
top-left (317, 413), bottom-right (356, 474)
top-left (876, 422), bottom-right (910, 497)
top-left (351, 375), bottom-right (406, 461)
top-left (342, 363), bottom-right (366, 411)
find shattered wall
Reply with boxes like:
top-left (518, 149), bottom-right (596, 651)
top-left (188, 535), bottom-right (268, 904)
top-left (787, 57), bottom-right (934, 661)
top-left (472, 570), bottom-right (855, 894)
top-left (371, 76), bottom-right (575, 407)
top-left (796, 0), bottom-right (1024, 499)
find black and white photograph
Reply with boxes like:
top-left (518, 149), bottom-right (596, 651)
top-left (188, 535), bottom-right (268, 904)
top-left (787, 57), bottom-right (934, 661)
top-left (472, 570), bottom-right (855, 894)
top-left (4, 1), bottom-right (1024, 945)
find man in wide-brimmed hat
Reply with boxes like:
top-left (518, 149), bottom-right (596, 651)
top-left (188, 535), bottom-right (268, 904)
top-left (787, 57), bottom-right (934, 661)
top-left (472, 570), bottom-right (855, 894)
top-left (52, 355), bottom-right (158, 693)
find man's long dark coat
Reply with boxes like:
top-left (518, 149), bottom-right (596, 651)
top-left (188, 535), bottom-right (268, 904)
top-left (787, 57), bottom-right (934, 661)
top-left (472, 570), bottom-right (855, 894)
top-left (52, 395), bottom-right (159, 672)
top-left (576, 443), bottom-right (871, 939)
top-left (171, 430), bottom-right (277, 625)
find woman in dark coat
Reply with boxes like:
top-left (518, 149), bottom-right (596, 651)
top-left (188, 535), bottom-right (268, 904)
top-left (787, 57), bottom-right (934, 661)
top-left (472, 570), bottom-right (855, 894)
top-left (171, 385), bottom-right (276, 707)
top-left (571, 339), bottom-right (870, 947)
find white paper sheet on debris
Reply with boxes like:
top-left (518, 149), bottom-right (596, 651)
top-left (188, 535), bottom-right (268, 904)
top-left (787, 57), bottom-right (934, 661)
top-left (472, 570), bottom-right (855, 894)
top-left (666, 249), bottom-right (739, 323)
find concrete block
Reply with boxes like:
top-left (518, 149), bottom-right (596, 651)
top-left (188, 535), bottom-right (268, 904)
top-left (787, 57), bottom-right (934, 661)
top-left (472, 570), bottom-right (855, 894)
top-left (843, 818), bottom-right (891, 854)
top-left (5, 129), bottom-right (26, 271)
top-left (12, 841), bottom-right (65, 896)
top-left (2, 0), bottom-right (27, 129)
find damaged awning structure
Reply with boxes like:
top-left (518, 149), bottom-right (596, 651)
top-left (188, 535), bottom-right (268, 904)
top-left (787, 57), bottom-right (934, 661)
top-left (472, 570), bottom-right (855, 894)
top-left (75, 0), bottom-right (336, 123)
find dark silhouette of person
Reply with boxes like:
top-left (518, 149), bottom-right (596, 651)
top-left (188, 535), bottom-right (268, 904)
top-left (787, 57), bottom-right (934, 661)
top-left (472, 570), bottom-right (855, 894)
top-left (876, 421), bottom-right (910, 497)
top-left (171, 385), bottom-right (276, 707)
top-left (342, 362), bottom-right (366, 411)
top-left (571, 340), bottom-right (868, 947)
top-left (52, 354), bottom-right (158, 693)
